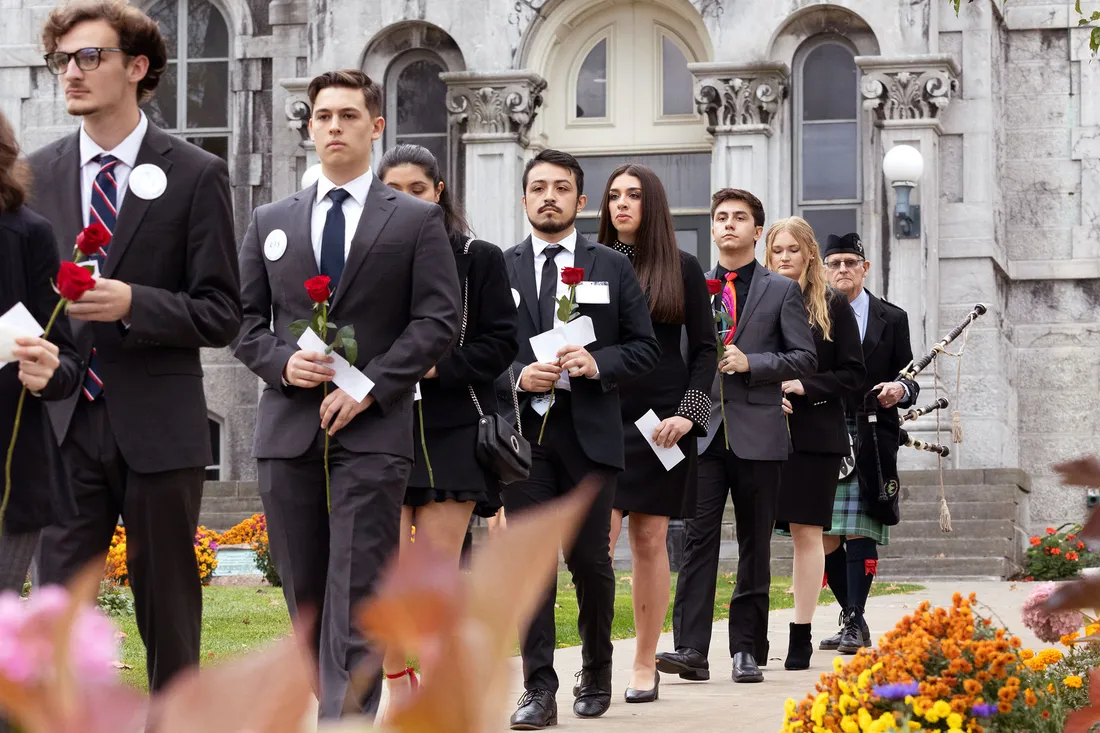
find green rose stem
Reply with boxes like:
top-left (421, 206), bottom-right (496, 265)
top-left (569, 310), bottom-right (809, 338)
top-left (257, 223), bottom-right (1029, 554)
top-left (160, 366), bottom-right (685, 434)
top-left (320, 301), bottom-right (332, 514)
top-left (537, 283), bottom-right (578, 445)
top-left (0, 297), bottom-right (66, 536)
top-left (417, 399), bottom-right (434, 487)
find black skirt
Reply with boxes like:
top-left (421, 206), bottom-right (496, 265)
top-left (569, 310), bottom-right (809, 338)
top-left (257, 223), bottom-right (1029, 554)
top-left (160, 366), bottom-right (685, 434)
top-left (774, 451), bottom-right (843, 531)
top-left (405, 423), bottom-right (501, 517)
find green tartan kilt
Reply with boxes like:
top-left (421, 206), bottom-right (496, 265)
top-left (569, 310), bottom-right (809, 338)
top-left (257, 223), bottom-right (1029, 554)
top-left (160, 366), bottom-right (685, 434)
top-left (824, 420), bottom-right (890, 545)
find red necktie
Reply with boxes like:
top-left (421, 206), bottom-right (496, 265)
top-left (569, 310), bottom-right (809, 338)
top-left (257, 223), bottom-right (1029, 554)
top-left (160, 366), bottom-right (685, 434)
top-left (721, 272), bottom-right (738, 345)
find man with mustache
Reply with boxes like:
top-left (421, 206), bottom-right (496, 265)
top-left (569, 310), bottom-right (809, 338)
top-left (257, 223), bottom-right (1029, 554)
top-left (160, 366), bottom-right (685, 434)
top-left (502, 148), bottom-right (660, 729)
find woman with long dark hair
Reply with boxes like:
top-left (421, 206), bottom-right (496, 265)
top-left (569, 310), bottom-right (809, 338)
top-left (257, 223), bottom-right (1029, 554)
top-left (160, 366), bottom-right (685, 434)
top-left (598, 163), bottom-right (716, 702)
top-left (0, 110), bottom-right (82, 590)
top-left (765, 217), bottom-right (865, 670)
top-left (376, 144), bottom-right (518, 718)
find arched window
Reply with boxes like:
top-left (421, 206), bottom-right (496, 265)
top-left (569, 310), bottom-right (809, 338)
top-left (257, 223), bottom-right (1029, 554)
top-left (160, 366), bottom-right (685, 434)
top-left (142, 0), bottom-right (232, 161)
top-left (794, 38), bottom-right (861, 242)
top-left (659, 31), bottom-right (694, 117)
top-left (575, 36), bottom-right (608, 120)
top-left (385, 50), bottom-right (453, 186)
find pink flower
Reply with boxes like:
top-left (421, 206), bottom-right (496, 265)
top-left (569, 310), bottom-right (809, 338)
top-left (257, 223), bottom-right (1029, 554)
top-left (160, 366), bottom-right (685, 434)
top-left (1022, 582), bottom-right (1084, 643)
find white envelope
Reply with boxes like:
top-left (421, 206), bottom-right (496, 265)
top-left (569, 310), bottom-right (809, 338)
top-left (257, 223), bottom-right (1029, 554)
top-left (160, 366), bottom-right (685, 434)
top-left (528, 315), bottom-right (597, 364)
top-left (0, 302), bottom-right (45, 364)
top-left (561, 315), bottom-right (596, 347)
top-left (634, 409), bottom-right (685, 471)
top-left (296, 327), bottom-right (374, 403)
top-left (575, 281), bottom-right (610, 304)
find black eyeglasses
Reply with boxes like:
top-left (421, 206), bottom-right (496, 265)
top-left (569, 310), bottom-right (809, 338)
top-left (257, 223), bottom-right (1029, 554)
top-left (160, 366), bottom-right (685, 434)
top-left (44, 47), bottom-right (127, 75)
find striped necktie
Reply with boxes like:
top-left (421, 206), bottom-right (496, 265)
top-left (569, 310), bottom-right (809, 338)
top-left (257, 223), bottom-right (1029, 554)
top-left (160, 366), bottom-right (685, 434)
top-left (83, 154), bottom-right (118, 401)
top-left (721, 271), bottom-right (738, 345)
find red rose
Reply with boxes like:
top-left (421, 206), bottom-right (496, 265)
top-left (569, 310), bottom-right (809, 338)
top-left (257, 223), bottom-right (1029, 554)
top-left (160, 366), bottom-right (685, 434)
top-left (304, 275), bottom-right (331, 304)
top-left (56, 261), bottom-right (96, 302)
top-left (560, 267), bottom-right (584, 286)
top-left (706, 279), bottom-right (723, 296)
top-left (76, 223), bottom-right (111, 256)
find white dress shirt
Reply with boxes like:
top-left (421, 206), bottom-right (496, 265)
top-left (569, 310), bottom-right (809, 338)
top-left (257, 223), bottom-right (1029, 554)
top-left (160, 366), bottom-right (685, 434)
top-left (311, 169), bottom-right (374, 267)
top-left (79, 111), bottom-right (148, 226)
top-left (850, 288), bottom-right (870, 342)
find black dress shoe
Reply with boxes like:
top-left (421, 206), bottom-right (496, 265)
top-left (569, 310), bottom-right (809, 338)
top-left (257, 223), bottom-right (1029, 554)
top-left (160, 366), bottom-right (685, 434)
top-left (732, 651), bottom-right (764, 683)
top-left (655, 647), bottom-right (710, 681)
top-left (624, 670), bottom-right (659, 703)
top-left (784, 623), bottom-right (812, 670)
top-left (572, 666), bottom-right (611, 718)
top-left (837, 610), bottom-right (870, 655)
top-left (510, 689), bottom-right (558, 730)
top-left (820, 609), bottom-right (870, 650)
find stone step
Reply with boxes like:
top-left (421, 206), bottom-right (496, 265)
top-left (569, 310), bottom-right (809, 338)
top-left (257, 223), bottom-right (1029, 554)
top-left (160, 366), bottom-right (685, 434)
top-left (201, 481), bottom-right (261, 498)
top-left (872, 555), bottom-right (1014, 581)
top-left (901, 501), bottom-right (1018, 521)
top-left (766, 536), bottom-right (1012, 560)
top-left (898, 484), bottom-right (1023, 504)
top-left (199, 497), bottom-right (264, 514)
top-left (885, 519), bottom-right (1014, 540)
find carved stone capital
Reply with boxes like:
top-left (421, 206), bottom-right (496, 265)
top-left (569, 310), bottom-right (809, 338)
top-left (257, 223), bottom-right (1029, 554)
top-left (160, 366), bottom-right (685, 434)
top-left (855, 55), bottom-right (960, 123)
top-left (687, 62), bottom-right (790, 132)
top-left (440, 71), bottom-right (547, 144)
top-left (278, 77), bottom-right (314, 148)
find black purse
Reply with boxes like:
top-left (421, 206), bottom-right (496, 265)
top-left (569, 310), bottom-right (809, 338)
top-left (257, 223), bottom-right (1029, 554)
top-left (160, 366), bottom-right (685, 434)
top-left (459, 239), bottom-right (532, 485)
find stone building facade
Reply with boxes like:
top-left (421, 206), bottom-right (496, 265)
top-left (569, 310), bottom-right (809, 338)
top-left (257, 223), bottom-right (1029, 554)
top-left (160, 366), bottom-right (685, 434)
top-left (1, 0), bottom-right (1097, 533)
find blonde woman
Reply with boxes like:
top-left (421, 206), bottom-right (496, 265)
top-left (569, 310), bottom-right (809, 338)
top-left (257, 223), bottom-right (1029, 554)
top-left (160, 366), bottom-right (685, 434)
top-left (765, 217), bottom-right (865, 670)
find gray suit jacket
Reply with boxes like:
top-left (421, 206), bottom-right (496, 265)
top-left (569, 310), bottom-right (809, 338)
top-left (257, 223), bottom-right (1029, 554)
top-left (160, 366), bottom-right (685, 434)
top-left (699, 261), bottom-right (818, 460)
top-left (233, 177), bottom-right (460, 460)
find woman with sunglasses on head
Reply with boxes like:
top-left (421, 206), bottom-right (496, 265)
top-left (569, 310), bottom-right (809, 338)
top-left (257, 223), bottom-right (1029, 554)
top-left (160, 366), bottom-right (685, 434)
top-left (764, 217), bottom-right (865, 670)
top-left (598, 163), bottom-right (716, 703)
top-left (0, 110), bottom-right (82, 592)
top-left (376, 143), bottom-right (519, 719)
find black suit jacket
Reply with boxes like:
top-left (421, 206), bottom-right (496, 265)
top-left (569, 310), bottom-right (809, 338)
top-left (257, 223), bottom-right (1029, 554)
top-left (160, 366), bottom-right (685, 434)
top-left (0, 208), bottom-right (82, 532)
top-left (419, 234), bottom-right (518, 429)
top-left (786, 287), bottom-right (866, 455)
top-left (505, 233), bottom-right (660, 471)
top-left (26, 124), bottom-right (242, 473)
top-left (233, 178), bottom-right (461, 460)
top-left (848, 290), bottom-right (920, 430)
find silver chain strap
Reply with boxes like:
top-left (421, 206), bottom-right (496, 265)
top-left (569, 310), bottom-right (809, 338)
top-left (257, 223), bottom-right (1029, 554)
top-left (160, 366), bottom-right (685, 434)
top-left (458, 238), bottom-right (523, 435)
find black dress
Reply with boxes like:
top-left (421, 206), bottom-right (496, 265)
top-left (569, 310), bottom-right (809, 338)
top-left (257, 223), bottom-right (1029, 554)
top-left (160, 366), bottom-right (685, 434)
top-left (405, 234), bottom-right (519, 516)
top-left (0, 207), bottom-right (82, 535)
top-left (775, 287), bottom-right (865, 531)
top-left (612, 244), bottom-right (716, 518)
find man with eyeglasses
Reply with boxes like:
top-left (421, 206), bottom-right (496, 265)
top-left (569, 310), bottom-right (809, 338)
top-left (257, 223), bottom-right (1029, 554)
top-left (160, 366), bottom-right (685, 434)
top-left (819, 233), bottom-right (918, 656)
top-left (26, 0), bottom-right (241, 693)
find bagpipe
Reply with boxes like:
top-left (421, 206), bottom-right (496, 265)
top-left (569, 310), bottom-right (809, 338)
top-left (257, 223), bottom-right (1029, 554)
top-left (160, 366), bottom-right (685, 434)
top-left (853, 304), bottom-right (987, 527)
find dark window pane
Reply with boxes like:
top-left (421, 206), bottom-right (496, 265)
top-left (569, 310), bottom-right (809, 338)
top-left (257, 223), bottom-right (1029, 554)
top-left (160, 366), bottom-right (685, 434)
top-left (576, 153), bottom-right (710, 209)
top-left (187, 0), bottom-right (229, 58)
top-left (396, 135), bottom-right (448, 174)
top-left (185, 135), bottom-right (229, 160)
top-left (143, 61), bottom-right (178, 129)
top-left (801, 208), bottom-right (858, 245)
top-left (674, 228), bottom-right (698, 256)
top-left (206, 417), bottom-right (221, 480)
top-left (147, 0), bottom-right (178, 58)
top-left (576, 38), bottom-right (607, 119)
top-left (396, 59), bottom-right (447, 135)
top-left (801, 121), bottom-right (858, 201)
top-left (802, 44), bottom-right (858, 121)
top-left (662, 36), bottom-right (693, 116)
top-left (186, 60), bottom-right (229, 128)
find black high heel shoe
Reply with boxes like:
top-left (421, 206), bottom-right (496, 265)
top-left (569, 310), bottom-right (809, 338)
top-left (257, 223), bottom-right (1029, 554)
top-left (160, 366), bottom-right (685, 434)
top-left (624, 669), bottom-right (660, 703)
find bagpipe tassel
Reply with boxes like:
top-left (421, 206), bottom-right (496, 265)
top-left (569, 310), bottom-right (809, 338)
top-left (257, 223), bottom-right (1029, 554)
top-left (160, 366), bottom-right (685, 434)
top-left (939, 497), bottom-right (953, 533)
top-left (951, 409), bottom-right (963, 444)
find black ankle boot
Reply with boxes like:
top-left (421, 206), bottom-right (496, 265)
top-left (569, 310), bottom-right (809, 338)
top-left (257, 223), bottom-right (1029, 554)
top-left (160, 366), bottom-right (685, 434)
top-left (784, 623), bottom-right (813, 670)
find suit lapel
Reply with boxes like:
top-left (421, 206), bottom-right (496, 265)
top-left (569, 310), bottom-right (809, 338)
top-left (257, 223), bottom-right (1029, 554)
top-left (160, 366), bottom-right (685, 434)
top-left (330, 177), bottom-right (396, 310)
top-left (512, 237), bottom-right (539, 330)
top-left (863, 291), bottom-right (886, 357)
top-left (104, 125), bottom-right (174, 278)
top-left (287, 184), bottom-right (320, 281)
top-left (733, 262), bottom-right (768, 345)
top-left (573, 233), bottom-right (597, 281)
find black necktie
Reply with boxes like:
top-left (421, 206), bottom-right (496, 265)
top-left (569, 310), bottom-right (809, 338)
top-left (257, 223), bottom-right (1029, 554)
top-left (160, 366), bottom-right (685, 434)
top-left (320, 188), bottom-right (351, 292)
top-left (538, 243), bottom-right (563, 332)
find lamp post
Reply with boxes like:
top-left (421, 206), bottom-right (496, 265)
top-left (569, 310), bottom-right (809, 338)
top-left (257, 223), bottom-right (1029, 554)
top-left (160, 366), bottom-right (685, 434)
top-left (882, 144), bottom-right (925, 239)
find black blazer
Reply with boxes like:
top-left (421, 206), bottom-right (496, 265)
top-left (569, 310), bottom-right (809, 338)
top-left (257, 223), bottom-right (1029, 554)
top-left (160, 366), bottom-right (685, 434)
top-left (27, 124), bottom-right (242, 473)
top-left (418, 234), bottom-right (518, 429)
top-left (505, 233), bottom-right (660, 471)
top-left (847, 290), bottom-right (920, 432)
top-left (786, 287), bottom-right (866, 455)
top-left (0, 208), bottom-right (82, 533)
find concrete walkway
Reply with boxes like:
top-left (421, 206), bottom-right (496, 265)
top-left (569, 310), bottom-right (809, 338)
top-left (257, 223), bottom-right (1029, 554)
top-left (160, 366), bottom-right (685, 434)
top-left (500, 581), bottom-right (1045, 733)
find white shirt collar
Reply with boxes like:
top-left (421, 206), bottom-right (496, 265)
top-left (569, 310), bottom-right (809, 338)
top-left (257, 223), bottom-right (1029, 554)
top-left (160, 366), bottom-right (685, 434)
top-left (316, 168), bottom-right (374, 206)
top-left (851, 288), bottom-right (869, 311)
top-left (531, 228), bottom-right (578, 256)
top-left (79, 111), bottom-right (148, 168)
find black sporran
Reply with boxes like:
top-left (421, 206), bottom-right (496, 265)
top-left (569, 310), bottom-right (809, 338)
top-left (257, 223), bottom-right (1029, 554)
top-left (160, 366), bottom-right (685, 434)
top-left (854, 393), bottom-right (901, 526)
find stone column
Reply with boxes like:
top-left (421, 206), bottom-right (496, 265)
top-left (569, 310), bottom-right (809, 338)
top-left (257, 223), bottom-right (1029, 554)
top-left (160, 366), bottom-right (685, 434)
top-left (440, 71), bottom-right (547, 249)
top-left (856, 54), bottom-right (960, 468)
top-left (276, 77), bottom-right (319, 194)
top-left (269, 0), bottom-right (310, 200)
top-left (688, 62), bottom-right (789, 263)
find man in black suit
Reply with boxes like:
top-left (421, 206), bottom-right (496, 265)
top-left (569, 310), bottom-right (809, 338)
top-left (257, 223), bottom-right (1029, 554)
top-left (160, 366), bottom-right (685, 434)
top-left (27, 1), bottom-right (241, 691)
top-left (233, 70), bottom-right (460, 717)
top-left (819, 233), bottom-right (918, 653)
top-left (503, 149), bottom-right (660, 729)
top-left (656, 189), bottom-right (816, 684)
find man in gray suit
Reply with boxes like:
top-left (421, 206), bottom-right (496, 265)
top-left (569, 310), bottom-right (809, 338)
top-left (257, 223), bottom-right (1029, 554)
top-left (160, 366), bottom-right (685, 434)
top-left (233, 70), bottom-right (460, 717)
top-left (656, 188), bottom-right (816, 684)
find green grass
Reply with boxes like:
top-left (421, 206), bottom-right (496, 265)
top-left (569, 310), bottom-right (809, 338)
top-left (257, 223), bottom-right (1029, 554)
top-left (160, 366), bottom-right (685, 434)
top-left (114, 574), bottom-right (921, 689)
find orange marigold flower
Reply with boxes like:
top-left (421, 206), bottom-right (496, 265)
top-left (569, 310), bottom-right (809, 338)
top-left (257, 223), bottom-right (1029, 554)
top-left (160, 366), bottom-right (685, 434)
top-left (998, 701), bottom-right (1012, 714)
top-left (1067, 551), bottom-right (1080, 561)
top-left (1079, 542), bottom-right (1086, 550)
top-left (1030, 536), bottom-right (1042, 546)
top-left (1047, 527), bottom-right (1057, 535)
top-left (1052, 547), bottom-right (1062, 556)
top-left (1043, 710), bottom-right (1051, 719)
